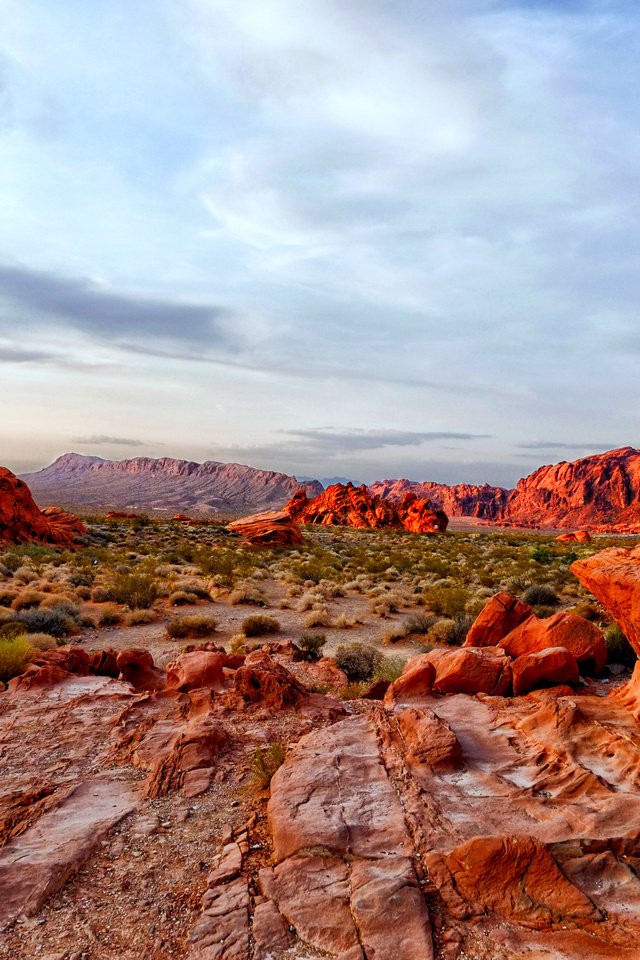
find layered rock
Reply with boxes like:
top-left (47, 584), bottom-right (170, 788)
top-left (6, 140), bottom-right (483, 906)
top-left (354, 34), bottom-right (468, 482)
top-left (572, 545), bottom-right (640, 657)
top-left (0, 467), bottom-right (85, 546)
top-left (21, 452), bottom-right (322, 516)
top-left (227, 510), bottom-right (304, 546)
top-left (286, 483), bottom-right (448, 533)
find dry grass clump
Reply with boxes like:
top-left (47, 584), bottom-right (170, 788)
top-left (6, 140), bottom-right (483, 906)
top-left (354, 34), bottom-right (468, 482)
top-left (10, 590), bottom-right (46, 611)
top-left (107, 573), bottom-right (159, 609)
top-left (94, 603), bottom-right (124, 626)
top-left (168, 590), bottom-right (200, 606)
top-left (295, 633), bottom-right (326, 660)
top-left (166, 614), bottom-right (218, 640)
top-left (241, 615), bottom-right (280, 638)
top-left (125, 608), bottom-right (159, 626)
top-left (27, 632), bottom-right (59, 651)
top-left (404, 612), bottom-right (439, 635)
top-left (13, 566), bottom-right (38, 584)
top-left (604, 625), bottom-right (636, 667)
top-left (335, 613), bottom-right (357, 630)
top-left (251, 743), bottom-right (286, 790)
top-left (228, 582), bottom-right (266, 606)
top-left (303, 607), bottom-right (332, 629)
top-left (521, 584), bottom-right (560, 606)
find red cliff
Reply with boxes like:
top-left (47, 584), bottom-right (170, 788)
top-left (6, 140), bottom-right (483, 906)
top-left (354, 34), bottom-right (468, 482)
top-left (286, 483), bottom-right (448, 533)
top-left (0, 467), bottom-right (86, 546)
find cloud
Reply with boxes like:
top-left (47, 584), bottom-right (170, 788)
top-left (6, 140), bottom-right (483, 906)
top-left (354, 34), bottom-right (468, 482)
top-left (280, 428), bottom-right (491, 453)
top-left (0, 345), bottom-right (61, 363)
top-left (0, 262), bottom-right (237, 350)
top-left (71, 435), bottom-right (145, 447)
top-left (515, 441), bottom-right (618, 451)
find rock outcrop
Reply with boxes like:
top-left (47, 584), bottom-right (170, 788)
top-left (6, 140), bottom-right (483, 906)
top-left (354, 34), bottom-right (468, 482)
top-left (21, 452), bottom-right (322, 516)
top-left (572, 545), bottom-right (640, 657)
top-left (227, 510), bottom-right (304, 546)
top-left (286, 483), bottom-right (448, 533)
top-left (0, 467), bottom-right (85, 546)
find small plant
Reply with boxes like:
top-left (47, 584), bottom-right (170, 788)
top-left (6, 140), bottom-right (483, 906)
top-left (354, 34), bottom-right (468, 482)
top-left (522, 584), bottom-right (560, 606)
top-left (168, 590), bottom-right (199, 606)
top-left (374, 655), bottom-right (406, 682)
top-left (125, 608), bottom-right (158, 626)
top-left (166, 614), bottom-right (218, 640)
top-left (17, 607), bottom-right (76, 638)
top-left (107, 573), bottom-right (159, 609)
top-left (303, 607), bottom-right (331, 629)
top-left (422, 585), bottom-right (469, 618)
top-left (251, 742), bottom-right (286, 790)
top-left (296, 633), bottom-right (326, 660)
top-left (241, 615), bottom-right (280, 638)
top-left (530, 545), bottom-right (552, 564)
top-left (0, 633), bottom-right (33, 682)
top-left (228, 583), bottom-right (266, 606)
top-left (335, 642), bottom-right (382, 682)
top-left (404, 612), bottom-right (439, 635)
top-left (95, 603), bottom-right (124, 626)
top-left (604, 625), bottom-right (636, 667)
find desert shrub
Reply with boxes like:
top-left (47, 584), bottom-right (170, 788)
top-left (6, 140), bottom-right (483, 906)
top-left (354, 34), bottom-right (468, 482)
top-left (522, 584), bottom-right (560, 606)
top-left (168, 590), bottom-right (200, 606)
top-left (0, 634), bottom-right (34, 682)
top-left (228, 583), bottom-right (265, 606)
top-left (567, 602), bottom-right (603, 622)
top-left (95, 603), bottom-right (123, 626)
top-left (0, 553), bottom-right (22, 572)
top-left (303, 607), bottom-right (331, 629)
top-left (241, 615), bottom-right (280, 638)
top-left (27, 632), bottom-right (58, 651)
top-left (166, 614), bottom-right (218, 639)
top-left (335, 643), bottom-right (382, 682)
top-left (449, 615), bottom-right (473, 646)
top-left (375, 655), bottom-right (406, 682)
top-left (0, 588), bottom-right (17, 606)
top-left (404, 612), bottom-right (439, 635)
top-left (251, 742), bottom-right (286, 789)
top-left (337, 680), bottom-right (369, 700)
top-left (16, 607), bottom-right (75, 638)
top-left (108, 573), bottom-right (158, 609)
top-left (66, 570), bottom-right (94, 587)
top-left (422, 585), bottom-right (469, 618)
top-left (90, 586), bottom-right (111, 603)
top-left (383, 625), bottom-right (407, 644)
top-left (0, 622), bottom-right (27, 640)
top-left (229, 633), bottom-right (248, 654)
top-left (11, 590), bottom-right (46, 611)
top-left (296, 633), bottom-right (326, 660)
top-left (13, 566), bottom-right (38, 584)
top-left (125, 609), bottom-right (158, 626)
top-left (604, 625), bottom-right (636, 667)
top-left (335, 613), bottom-right (356, 629)
top-left (176, 583), bottom-right (211, 601)
top-left (530, 545), bottom-right (552, 564)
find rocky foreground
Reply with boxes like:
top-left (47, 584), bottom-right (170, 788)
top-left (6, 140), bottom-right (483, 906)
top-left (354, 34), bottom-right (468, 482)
top-left (1, 548), bottom-right (640, 958)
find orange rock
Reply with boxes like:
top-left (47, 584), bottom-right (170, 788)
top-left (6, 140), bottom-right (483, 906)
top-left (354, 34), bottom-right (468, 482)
top-left (384, 655), bottom-right (436, 706)
top-left (233, 653), bottom-right (306, 710)
top-left (428, 646), bottom-right (513, 696)
top-left (227, 510), bottom-right (304, 546)
top-left (286, 482), bottom-right (447, 534)
top-left (556, 530), bottom-right (591, 542)
top-left (166, 651), bottom-right (241, 692)
top-left (512, 646), bottom-right (579, 696)
top-left (465, 592), bottom-right (533, 648)
top-left (0, 467), bottom-right (85, 547)
top-left (396, 706), bottom-right (461, 770)
top-left (500, 613), bottom-right (607, 673)
top-left (8, 646), bottom-right (90, 690)
top-left (572, 545), bottom-right (640, 657)
top-left (115, 648), bottom-right (164, 691)
top-left (425, 835), bottom-right (600, 928)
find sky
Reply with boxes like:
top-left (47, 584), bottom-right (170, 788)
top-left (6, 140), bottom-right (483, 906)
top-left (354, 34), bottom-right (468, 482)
top-left (1, 0), bottom-right (639, 487)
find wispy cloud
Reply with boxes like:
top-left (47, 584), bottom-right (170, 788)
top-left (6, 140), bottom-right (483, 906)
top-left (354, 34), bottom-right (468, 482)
top-left (515, 441), bottom-right (619, 451)
top-left (280, 428), bottom-right (490, 453)
top-left (71, 435), bottom-right (145, 447)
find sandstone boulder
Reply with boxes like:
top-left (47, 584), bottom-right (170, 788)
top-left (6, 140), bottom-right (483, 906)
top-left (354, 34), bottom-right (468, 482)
top-left (166, 651), bottom-right (242, 693)
top-left (115, 648), bottom-right (164, 691)
top-left (500, 612), bottom-right (607, 673)
top-left (465, 592), bottom-right (533, 648)
top-left (286, 482), bottom-right (447, 534)
top-left (556, 530), bottom-right (591, 542)
top-left (572, 545), bottom-right (640, 657)
top-left (227, 510), bottom-right (304, 546)
top-left (384, 654), bottom-right (436, 705)
top-left (512, 646), bottom-right (579, 696)
top-left (428, 646), bottom-right (513, 696)
top-left (233, 653), bottom-right (306, 710)
top-left (0, 467), bottom-right (85, 546)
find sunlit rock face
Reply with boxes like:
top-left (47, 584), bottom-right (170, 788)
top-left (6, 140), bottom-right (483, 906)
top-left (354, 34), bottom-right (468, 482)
top-left (286, 482), bottom-right (448, 533)
top-left (0, 466), bottom-right (85, 546)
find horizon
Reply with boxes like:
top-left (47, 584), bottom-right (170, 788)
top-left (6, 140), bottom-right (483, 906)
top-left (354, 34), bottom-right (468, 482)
top-left (14, 442), bottom-right (639, 491)
top-left (2, 1), bottom-right (640, 482)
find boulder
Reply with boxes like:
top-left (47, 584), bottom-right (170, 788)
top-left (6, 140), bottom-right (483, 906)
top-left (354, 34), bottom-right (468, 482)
top-left (115, 648), bottom-right (164, 691)
top-left (384, 655), bottom-right (436, 706)
top-left (233, 653), bottom-right (306, 710)
top-left (465, 592), bottom-right (533, 648)
top-left (227, 510), bottom-right (304, 546)
top-left (396, 706), bottom-right (462, 770)
top-left (166, 651), bottom-right (241, 693)
top-left (572, 545), bottom-right (640, 657)
top-left (0, 467), bottom-right (85, 547)
top-left (8, 646), bottom-right (90, 691)
top-left (500, 613), bottom-right (607, 673)
top-left (428, 646), bottom-right (513, 696)
top-left (556, 530), bottom-right (591, 543)
top-left (512, 646), bottom-right (579, 696)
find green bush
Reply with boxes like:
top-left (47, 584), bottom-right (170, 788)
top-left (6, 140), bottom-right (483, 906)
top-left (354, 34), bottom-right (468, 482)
top-left (166, 614), bottom-right (218, 639)
top-left (0, 634), bottom-right (34, 682)
top-left (604, 625), bottom-right (636, 667)
top-left (241, 615), bottom-right (280, 638)
top-left (335, 643), bottom-right (382, 682)
top-left (17, 607), bottom-right (75, 638)
top-left (107, 573), bottom-right (159, 609)
top-left (522, 584), bottom-right (560, 606)
top-left (251, 742), bottom-right (286, 789)
top-left (422, 585), bottom-right (469, 618)
top-left (404, 612), bottom-right (439, 635)
top-left (296, 633), bottom-right (326, 660)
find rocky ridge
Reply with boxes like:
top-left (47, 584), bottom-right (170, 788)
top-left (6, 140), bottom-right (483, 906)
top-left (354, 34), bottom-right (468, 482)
top-left (20, 453), bottom-right (323, 516)
top-left (286, 483), bottom-right (448, 533)
top-left (0, 466), bottom-right (86, 547)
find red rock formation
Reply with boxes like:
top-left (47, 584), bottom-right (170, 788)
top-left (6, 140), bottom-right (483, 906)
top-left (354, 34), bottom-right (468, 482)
top-left (465, 592), bottom-right (533, 648)
top-left (286, 482), bottom-right (448, 533)
top-left (556, 530), bottom-right (592, 542)
top-left (512, 647), bottom-right (580, 696)
top-left (572, 545), bottom-right (640, 657)
top-left (115, 648), bottom-right (164, 691)
top-left (0, 467), bottom-right (85, 546)
top-left (165, 650), bottom-right (243, 692)
top-left (227, 510), bottom-right (304, 546)
top-left (500, 612), bottom-right (607, 673)
top-left (370, 478), bottom-right (509, 520)
top-left (427, 646), bottom-right (513, 696)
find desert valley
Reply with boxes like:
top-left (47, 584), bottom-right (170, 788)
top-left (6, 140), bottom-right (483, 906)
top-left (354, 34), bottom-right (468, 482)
top-left (1, 447), bottom-right (640, 959)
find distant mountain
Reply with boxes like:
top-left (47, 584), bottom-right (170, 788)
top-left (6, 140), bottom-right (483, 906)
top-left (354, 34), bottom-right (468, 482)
top-left (298, 475), bottom-right (362, 488)
top-left (21, 453), bottom-right (323, 516)
top-left (370, 446), bottom-right (640, 531)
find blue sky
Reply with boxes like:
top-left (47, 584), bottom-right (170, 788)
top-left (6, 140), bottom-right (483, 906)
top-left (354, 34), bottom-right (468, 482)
top-left (1, 0), bottom-right (638, 486)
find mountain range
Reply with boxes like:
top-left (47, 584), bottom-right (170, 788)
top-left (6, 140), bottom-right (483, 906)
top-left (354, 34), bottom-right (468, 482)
top-left (19, 446), bottom-right (640, 530)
